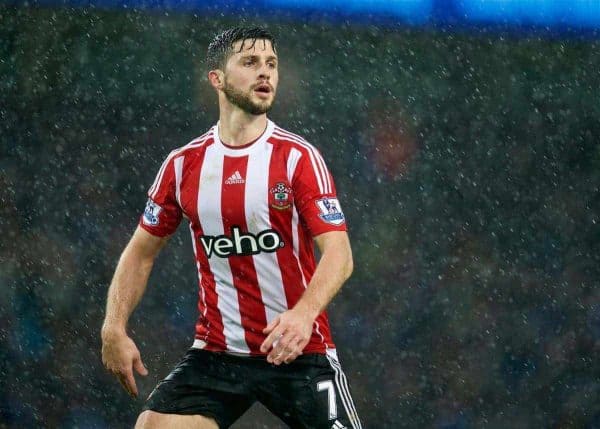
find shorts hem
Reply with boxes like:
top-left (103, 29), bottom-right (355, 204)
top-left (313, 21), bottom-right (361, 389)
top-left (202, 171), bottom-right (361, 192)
top-left (141, 406), bottom-right (223, 427)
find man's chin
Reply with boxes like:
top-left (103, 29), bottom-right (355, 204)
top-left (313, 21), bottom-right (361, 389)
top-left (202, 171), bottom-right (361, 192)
top-left (248, 100), bottom-right (273, 115)
top-left (252, 95), bottom-right (274, 109)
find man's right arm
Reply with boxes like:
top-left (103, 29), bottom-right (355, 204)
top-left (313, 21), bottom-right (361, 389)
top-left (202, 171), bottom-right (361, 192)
top-left (101, 226), bottom-right (169, 397)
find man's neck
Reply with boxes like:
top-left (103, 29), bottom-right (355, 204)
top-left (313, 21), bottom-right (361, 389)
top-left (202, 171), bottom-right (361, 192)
top-left (218, 109), bottom-right (268, 147)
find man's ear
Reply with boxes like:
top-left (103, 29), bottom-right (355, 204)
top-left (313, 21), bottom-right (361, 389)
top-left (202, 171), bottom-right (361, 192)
top-left (208, 70), bottom-right (224, 90)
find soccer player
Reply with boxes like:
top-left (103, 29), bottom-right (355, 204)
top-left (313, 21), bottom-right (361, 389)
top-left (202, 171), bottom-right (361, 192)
top-left (101, 27), bottom-right (362, 429)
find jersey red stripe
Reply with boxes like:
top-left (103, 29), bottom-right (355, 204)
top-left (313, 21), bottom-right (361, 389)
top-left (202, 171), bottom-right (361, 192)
top-left (267, 144), bottom-right (303, 308)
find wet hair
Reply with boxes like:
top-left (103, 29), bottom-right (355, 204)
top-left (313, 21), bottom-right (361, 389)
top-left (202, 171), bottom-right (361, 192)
top-left (206, 27), bottom-right (277, 71)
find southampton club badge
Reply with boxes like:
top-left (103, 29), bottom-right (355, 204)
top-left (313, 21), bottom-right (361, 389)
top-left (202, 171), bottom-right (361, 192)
top-left (269, 182), bottom-right (293, 210)
top-left (143, 198), bottom-right (162, 226)
top-left (316, 197), bottom-right (345, 226)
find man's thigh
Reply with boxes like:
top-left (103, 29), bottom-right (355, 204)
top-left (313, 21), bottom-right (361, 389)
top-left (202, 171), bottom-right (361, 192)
top-left (142, 349), bottom-right (255, 428)
top-left (135, 410), bottom-right (218, 429)
top-left (255, 350), bottom-right (363, 429)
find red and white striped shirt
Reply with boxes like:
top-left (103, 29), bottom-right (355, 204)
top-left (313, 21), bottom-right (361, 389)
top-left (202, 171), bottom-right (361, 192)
top-left (139, 120), bottom-right (347, 355)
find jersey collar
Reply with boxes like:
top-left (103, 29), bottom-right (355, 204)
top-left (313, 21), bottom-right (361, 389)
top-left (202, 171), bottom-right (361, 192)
top-left (213, 119), bottom-right (275, 157)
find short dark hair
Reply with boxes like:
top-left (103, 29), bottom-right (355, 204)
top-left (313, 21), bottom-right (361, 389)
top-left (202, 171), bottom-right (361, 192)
top-left (206, 27), bottom-right (276, 71)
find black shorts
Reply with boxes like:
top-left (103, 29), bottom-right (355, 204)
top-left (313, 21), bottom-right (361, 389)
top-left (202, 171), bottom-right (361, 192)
top-left (143, 348), bottom-right (362, 429)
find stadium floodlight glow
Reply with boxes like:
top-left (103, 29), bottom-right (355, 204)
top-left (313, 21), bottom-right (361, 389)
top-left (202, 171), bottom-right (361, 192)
top-left (8, 0), bottom-right (600, 31)
top-left (459, 0), bottom-right (600, 28)
top-left (263, 0), bottom-right (434, 24)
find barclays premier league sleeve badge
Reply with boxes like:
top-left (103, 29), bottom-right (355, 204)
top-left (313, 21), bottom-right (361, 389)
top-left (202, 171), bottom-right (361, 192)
top-left (143, 199), bottom-right (163, 226)
top-left (316, 197), bottom-right (345, 226)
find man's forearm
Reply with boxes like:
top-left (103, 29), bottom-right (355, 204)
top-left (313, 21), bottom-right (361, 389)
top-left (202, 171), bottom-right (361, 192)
top-left (102, 246), bottom-right (155, 335)
top-left (294, 234), bottom-right (353, 319)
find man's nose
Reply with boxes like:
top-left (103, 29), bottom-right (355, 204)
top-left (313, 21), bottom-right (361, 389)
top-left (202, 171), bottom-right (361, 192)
top-left (258, 63), bottom-right (271, 79)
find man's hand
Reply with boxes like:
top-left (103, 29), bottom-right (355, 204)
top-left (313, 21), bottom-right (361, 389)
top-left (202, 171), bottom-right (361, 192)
top-left (260, 307), bottom-right (315, 365)
top-left (101, 328), bottom-right (148, 397)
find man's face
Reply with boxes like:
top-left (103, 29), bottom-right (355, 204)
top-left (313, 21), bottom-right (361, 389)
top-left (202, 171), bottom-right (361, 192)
top-left (221, 38), bottom-right (278, 115)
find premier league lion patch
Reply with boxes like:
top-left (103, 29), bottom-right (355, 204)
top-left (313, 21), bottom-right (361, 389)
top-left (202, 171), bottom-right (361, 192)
top-left (143, 199), bottom-right (163, 226)
top-left (316, 197), bottom-right (345, 226)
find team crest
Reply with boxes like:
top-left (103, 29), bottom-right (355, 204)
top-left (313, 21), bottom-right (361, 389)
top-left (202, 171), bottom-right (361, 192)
top-left (143, 198), bottom-right (162, 226)
top-left (316, 197), bottom-right (345, 226)
top-left (269, 182), bottom-right (293, 210)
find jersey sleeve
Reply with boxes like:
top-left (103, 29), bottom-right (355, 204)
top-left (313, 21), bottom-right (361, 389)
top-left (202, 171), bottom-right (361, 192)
top-left (138, 153), bottom-right (183, 237)
top-left (292, 145), bottom-right (347, 237)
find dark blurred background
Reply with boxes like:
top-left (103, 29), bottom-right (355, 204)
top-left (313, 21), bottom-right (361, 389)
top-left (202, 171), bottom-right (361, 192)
top-left (1, 1), bottom-right (599, 428)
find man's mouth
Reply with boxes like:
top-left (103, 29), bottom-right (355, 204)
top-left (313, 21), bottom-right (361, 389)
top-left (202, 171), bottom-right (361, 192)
top-left (254, 84), bottom-right (272, 94)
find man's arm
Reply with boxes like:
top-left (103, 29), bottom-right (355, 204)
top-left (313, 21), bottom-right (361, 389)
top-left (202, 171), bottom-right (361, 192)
top-left (260, 230), bottom-right (353, 365)
top-left (101, 226), bottom-right (169, 397)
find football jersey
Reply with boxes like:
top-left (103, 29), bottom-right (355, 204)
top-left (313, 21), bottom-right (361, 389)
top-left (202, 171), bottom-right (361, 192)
top-left (139, 119), bottom-right (347, 355)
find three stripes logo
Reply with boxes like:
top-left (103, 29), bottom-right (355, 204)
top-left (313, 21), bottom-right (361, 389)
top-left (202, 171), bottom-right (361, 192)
top-left (332, 420), bottom-right (347, 429)
top-left (225, 171), bottom-right (245, 185)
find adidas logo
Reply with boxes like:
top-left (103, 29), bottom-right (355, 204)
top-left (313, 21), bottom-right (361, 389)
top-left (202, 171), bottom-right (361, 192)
top-left (225, 171), bottom-right (245, 185)
top-left (332, 420), bottom-right (347, 429)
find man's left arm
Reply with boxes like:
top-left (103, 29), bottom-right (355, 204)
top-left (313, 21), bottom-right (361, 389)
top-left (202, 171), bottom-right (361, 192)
top-left (260, 230), bottom-right (353, 364)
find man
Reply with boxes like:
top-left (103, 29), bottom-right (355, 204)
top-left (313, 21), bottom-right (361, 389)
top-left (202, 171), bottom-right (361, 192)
top-left (101, 27), bottom-right (362, 429)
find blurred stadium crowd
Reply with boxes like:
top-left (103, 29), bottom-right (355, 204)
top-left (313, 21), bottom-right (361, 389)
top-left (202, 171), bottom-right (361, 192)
top-left (1, 8), bottom-right (599, 428)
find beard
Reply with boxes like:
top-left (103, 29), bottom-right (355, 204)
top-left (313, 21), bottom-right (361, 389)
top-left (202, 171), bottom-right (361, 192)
top-left (222, 77), bottom-right (274, 115)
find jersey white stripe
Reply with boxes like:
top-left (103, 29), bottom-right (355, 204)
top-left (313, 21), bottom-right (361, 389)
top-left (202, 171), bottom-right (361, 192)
top-left (290, 206), bottom-right (307, 288)
top-left (246, 143), bottom-right (288, 322)
top-left (314, 320), bottom-right (326, 346)
top-left (274, 128), bottom-right (331, 193)
top-left (273, 129), bottom-right (332, 194)
top-left (149, 131), bottom-right (213, 198)
top-left (287, 147), bottom-right (302, 183)
top-left (149, 155), bottom-right (170, 199)
top-left (287, 150), bottom-right (307, 288)
top-left (198, 143), bottom-right (249, 353)
top-left (192, 339), bottom-right (208, 349)
top-left (273, 130), bottom-right (324, 193)
top-left (174, 156), bottom-right (184, 206)
top-left (273, 126), bottom-right (307, 144)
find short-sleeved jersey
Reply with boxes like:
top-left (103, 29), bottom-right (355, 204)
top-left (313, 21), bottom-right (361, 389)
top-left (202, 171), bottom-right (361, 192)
top-left (139, 120), bottom-right (347, 355)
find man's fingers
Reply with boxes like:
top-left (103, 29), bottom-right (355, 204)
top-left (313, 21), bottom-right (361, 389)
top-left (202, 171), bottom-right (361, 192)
top-left (262, 317), bottom-right (280, 335)
top-left (266, 331), bottom-right (292, 359)
top-left (280, 337), bottom-right (308, 364)
top-left (284, 350), bottom-right (302, 364)
top-left (297, 336), bottom-right (310, 352)
top-left (113, 367), bottom-right (138, 397)
top-left (260, 326), bottom-right (283, 353)
top-left (273, 346), bottom-right (297, 364)
top-left (260, 317), bottom-right (283, 353)
top-left (123, 368), bottom-right (139, 397)
top-left (282, 336), bottom-right (310, 364)
top-left (268, 334), bottom-right (299, 364)
top-left (134, 357), bottom-right (148, 376)
top-left (117, 374), bottom-right (133, 396)
top-left (281, 336), bottom-right (306, 364)
top-left (260, 331), bottom-right (281, 353)
top-left (102, 334), bottom-right (145, 397)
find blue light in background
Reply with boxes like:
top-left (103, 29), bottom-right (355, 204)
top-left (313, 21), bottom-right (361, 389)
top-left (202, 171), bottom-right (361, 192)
top-left (5, 0), bottom-right (600, 31)
top-left (264, 0), bottom-right (434, 24)
top-left (458, 0), bottom-right (600, 28)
